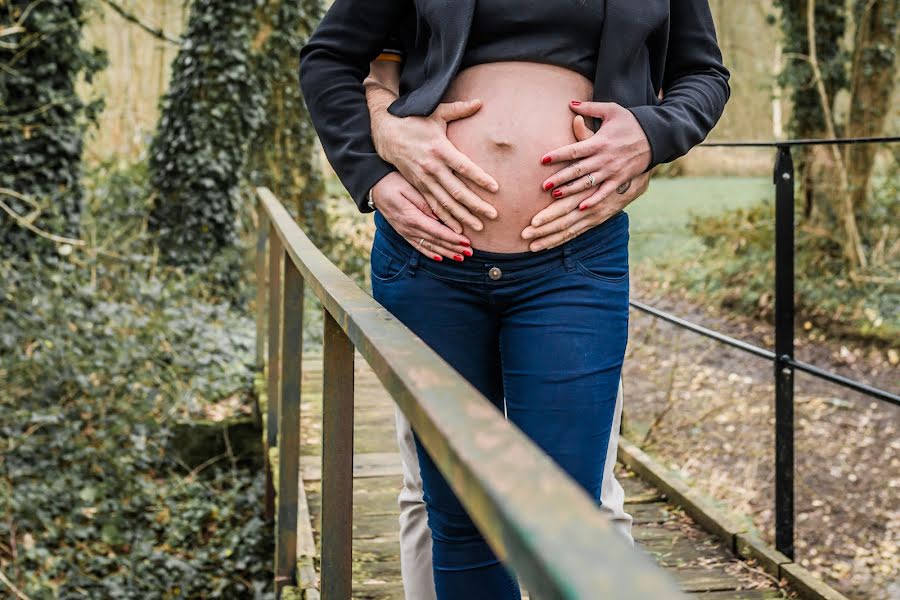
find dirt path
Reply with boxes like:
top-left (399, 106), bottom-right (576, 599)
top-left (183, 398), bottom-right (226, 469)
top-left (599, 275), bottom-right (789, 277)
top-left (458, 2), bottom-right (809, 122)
top-left (623, 269), bottom-right (899, 600)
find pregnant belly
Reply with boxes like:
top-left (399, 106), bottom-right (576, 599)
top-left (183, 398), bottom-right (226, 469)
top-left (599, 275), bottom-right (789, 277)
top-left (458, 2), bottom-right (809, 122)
top-left (442, 62), bottom-right (595, 252)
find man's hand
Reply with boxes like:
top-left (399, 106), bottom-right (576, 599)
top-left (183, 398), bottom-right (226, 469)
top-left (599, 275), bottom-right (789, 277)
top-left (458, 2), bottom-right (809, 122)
top-left (368, 88), bottom-right (499, 234)
top-left (371, 172), bottom-right (473, 262)
top-left (540, 101), bottom-right (652, 212)
top-left (522, 114), bottom-right (650, 251)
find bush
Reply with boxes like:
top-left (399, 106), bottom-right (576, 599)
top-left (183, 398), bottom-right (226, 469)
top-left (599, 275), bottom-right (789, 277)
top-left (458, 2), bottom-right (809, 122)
top-left (668, 171), bottom-right (899, 345)
top-left (0, 163), bottom-right (273, 598)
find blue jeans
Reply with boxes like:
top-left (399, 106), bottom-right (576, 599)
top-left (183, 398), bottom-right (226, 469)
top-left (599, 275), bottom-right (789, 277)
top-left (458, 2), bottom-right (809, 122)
top-left (370, 210), bottom-right (630, 600)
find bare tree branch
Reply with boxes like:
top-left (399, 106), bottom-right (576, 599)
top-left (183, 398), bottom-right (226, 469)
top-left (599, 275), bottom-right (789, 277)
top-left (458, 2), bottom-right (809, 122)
top-left (99, 0), bottom-right (181, 45)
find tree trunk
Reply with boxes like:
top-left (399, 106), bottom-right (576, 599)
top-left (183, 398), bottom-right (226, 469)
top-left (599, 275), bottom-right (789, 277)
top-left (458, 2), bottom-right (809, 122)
top-left (844, 0), bottom-right (899, 224)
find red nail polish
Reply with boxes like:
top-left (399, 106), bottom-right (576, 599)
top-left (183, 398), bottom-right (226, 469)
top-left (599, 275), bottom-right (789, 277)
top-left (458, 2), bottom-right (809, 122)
top-left (453, 255), bottom-right (464, 262)
top-left (579, 205), bottom-right (588, 211)
top-left (462, 249), bottom-right (473, 257)
top-left (553, 189), bottom-right (563, 199)
top-left (433, 255), bottom-right (442, 261)
top-left (541, 156), bottom-right (552, 165)
top-left (460, 241), bottom-right (470, 247)
top-left (543, 182), bottom-right (554, 191)
top-left (571, 100), bottom-right (582, 106)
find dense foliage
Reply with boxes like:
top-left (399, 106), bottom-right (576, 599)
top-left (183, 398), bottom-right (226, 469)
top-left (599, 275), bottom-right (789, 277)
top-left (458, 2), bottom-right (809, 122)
top-left (0, 0), bottom-right (106, 259)
top-left (0, 164), bottom-right (273, 598)
top-left (148, 0), bottom-right (265, 287)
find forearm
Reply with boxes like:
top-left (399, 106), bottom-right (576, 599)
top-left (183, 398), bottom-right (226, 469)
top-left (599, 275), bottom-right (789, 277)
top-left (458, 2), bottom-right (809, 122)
top-left (364, 61), bottom-right (402, 159)
top-left (298, 0), bottom-right (402, 212)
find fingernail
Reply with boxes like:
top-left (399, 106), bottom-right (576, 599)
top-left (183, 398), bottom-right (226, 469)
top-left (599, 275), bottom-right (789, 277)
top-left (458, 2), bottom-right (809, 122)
top-left (462, 249), bottom-right (473, 257)
top-left (531, 244), bottom-right (543, 252)
top-left (541, 156), bottom-right (552, 165)
top-left (552, 189), bottom-right (563, 199)
top-left (571, 100), bottom-right (582, 106)
top-left (522, 231), bottom-right (532, 240)
top-left (433, 255), bottom-right (442, 261)
top-left (543, 181), bottom-right (554, 191)
top-left (490, 183), bottom-right (500, 192)
top-left (579, 205), bottom-right (588, 211)
top-left (453, 255), bottom-right (464, 262)
top-left (460, 240), bottom-right (470, 247)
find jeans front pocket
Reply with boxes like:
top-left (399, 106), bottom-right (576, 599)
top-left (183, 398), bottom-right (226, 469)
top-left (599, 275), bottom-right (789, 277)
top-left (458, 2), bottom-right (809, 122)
top-left (572, 238), bottom-right (629, 284)
top-left (370, 234), bottom-right (413, 283)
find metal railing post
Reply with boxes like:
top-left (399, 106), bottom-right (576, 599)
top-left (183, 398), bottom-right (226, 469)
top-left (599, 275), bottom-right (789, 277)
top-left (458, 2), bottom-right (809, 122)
top-left (265, 230), bottom-right (283, 521)
top-left (275, 254), bottom-right (303, 594)
top-left (320, 309), bottom-right (355, 599)
top-left (773, 145), bottom-right (795, 559)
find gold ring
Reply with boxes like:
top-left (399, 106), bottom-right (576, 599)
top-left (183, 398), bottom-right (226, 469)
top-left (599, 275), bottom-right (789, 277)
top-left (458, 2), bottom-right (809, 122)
top-left (588, 173), bottom-right (597, 187)
top-left (418, 237), bottom-right (426, 248)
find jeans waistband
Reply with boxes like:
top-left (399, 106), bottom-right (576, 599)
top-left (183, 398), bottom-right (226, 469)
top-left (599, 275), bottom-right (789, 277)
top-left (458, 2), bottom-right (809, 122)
top-left (373, 209), bottom-right (628, 282)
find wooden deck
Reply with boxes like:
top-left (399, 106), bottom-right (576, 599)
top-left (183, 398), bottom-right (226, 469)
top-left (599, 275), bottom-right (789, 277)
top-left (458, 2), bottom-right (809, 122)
top-left (297, 353), bottom-right (788, 599)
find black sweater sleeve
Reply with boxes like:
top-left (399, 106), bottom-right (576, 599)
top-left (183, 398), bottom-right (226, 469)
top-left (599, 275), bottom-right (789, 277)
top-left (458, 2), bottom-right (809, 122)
top-left (298, 0), bottom-right (408, 213)
top-left (627, 0), bottom-right (731, 171)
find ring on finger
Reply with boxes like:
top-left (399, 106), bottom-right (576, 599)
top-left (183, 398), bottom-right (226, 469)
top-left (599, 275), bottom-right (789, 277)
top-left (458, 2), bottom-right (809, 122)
top-left (418, 237), bottom-right (426, 248)
top-left (587, 173), bottom-right (597, 187)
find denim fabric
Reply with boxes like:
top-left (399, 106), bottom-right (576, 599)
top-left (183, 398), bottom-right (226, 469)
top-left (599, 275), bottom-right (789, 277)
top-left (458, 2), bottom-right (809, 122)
top-left (370, 209), bottom-right (631, 600)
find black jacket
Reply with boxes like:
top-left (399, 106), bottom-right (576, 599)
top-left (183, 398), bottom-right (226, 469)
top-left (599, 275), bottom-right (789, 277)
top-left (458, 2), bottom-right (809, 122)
top-left (299, 0), bottom-right (731, 213)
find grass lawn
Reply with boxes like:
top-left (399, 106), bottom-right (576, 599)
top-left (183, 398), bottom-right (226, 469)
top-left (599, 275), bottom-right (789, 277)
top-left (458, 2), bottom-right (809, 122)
top-left (625, 176), bottom-right (771, 263)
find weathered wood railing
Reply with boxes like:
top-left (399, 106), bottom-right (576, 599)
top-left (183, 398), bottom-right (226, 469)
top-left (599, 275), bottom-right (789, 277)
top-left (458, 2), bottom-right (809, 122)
top-left (254, 187), bottom-right (683, 599)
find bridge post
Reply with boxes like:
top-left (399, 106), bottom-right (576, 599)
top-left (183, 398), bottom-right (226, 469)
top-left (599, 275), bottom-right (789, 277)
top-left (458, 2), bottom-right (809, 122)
top-left (773, 145), bottom-right (795, 559)
top-left (320, 310), bottom-right (355, 599)
top-left (265, 230), bottom-right (282, 522)
top-left (275, 255), bottom-right (303, 594)
top-left (253, 214), bottom-right (268, 430)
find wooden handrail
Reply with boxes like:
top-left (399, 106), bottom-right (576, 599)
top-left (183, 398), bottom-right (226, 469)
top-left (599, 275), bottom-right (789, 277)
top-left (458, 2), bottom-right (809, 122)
top-left (255, 187), bottom-right (684, 599)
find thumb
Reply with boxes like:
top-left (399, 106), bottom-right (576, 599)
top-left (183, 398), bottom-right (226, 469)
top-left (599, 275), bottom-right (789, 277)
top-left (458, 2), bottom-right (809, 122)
top-left (570, 101), bottom-right (618, 119)
top-left (572, 115), bottom-right (593, 142)
top-left (435, 99), bottom-right (483, 123)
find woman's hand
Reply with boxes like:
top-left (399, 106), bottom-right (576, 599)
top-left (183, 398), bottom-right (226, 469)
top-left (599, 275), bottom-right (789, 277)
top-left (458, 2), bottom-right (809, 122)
top-left (371, 172), bottom-right (474, 262)
top-left (370, 99), bottom-right (500, 234)
top-left (522, 115), bottom-right (650, 251)
top-left (540, 101), bottom-right (652, 211)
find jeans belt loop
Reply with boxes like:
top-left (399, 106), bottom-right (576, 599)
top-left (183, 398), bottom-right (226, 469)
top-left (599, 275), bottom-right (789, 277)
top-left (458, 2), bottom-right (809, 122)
top-left (562, 244), bottom-right (576, 272)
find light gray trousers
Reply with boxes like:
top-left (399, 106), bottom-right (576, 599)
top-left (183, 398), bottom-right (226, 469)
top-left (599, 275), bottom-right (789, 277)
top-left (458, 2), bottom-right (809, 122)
top-left (393, 378), bottom-right (633, 599)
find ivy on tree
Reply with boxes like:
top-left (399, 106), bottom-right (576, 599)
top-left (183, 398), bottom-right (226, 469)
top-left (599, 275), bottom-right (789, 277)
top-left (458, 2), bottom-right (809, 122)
top-left (248, 0), bottom-right (331, 252)
top-left (148, 0), bottom-right (265, 287)
top-left (0, 0), bottom-right (106, 260)
top-left (150, 0), bottom-right (330, 285)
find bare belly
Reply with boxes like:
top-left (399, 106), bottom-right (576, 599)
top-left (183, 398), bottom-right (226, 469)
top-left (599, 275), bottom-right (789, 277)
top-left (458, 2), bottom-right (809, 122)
top-left (442, 62), bottom-right (595, 252)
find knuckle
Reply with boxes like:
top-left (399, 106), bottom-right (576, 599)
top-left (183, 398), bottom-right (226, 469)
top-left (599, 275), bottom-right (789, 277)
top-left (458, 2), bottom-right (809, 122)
top-left (449, 187), bottom-right (464, 201)
top-left (570, 147), bottom-right (580, 160)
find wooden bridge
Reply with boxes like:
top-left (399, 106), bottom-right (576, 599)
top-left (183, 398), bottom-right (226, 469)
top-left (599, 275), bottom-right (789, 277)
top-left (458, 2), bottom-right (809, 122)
top-left (253, 187), bottom-right (851, 600)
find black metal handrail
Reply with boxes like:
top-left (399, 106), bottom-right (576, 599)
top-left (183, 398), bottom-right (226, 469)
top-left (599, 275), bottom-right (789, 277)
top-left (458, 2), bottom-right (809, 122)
top-left (632, 134), bottom-right (899, 559)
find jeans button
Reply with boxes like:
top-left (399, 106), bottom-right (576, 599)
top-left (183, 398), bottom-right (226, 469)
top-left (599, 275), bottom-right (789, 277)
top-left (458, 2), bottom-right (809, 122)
top-left (488, 266), bottom-right (502, 280)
